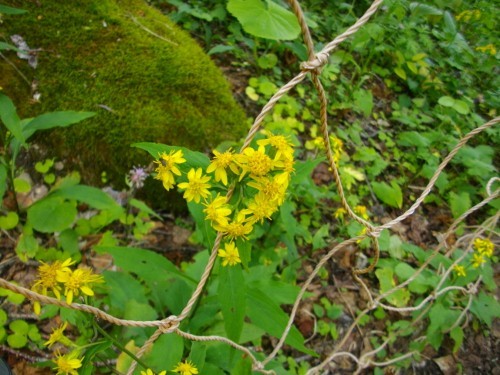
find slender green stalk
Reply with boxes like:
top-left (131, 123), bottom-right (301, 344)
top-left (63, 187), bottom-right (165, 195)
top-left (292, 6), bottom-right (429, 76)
top-left (93, 321), bottom-right (150, 372)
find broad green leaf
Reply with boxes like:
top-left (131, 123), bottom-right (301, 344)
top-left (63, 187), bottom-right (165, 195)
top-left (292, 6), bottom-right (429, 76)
top-left (290, 158), bottom-right (323, 185)
top-left (142, 334), bottom-right (184, 370)
top-left (51, 185), bottom-right (122, 212)
top-left (227, 0), bottom-right (300, 40)
top-left (438, 96), bottom-right (455, 107)
top-left (257, 53), bottom-right (278, 69)
top-left (0, 211), bottom-right (19, 230)
top-left (246, 287), bottom-right (314, 355)
top-left (122, 300), bottom-right (157, 342)
top-left (427, 303), bottom-right (460, 350)
top-left (353, 89), bottom-right (373, 117)
top-left (7, 333), bottom-right (27, 348)
top-left (27, 197), bottom-right (77, 233)
top-left (218, 265), bottom-right (246, 342)
top-left (450, 326), bottom-right (463, 353)
top-left (35, 159), bottom-right (54, 173)
top-left (0, 5), bottom-right (27, 14)
top-left (80, 341), bottom-right (112, 375)
top-left (312, 224), bottom-right (329, 250)
top-left (449, 191), bottom-right (471, 219)
top-left (116, 340), bottom-right (139, 373)
top-left (372, 181), bottom-right (403, 208)
top-left (208, 44), bottom-right (235, 55)
top-left (132, 142), bottom-right (210, 172)
top-left (470, 291), bottom-right (500, 327)
top-left (15, 234), bottom-right (39, 261)
top-left (452, 100), bottom-right (469, 115)
top-left (0, 93), bottom-right (24, 143)
top-left (129, 198), bottom-right (162, 220)
top-left (95, 246), bottom-right (196, 285)
top-left (13, 177), bottom-right (31, 193)
top-left (0, 310), bottom-right (6, 325)
top-left (27, 325), bottom-right (41, 342)
top-left (10, 319), bottom-right (29, 334)
top-left (375, 267), bottom-right (410, 307)
top-left (394, 67), bottom-right (406, 80)
top-left (188, 342), bottom-right (207, 372)
top-left (22, 111), bottom-right (95, 140)
top-left (394, 262), bottom-right (429, 294)
top-left (410, 2), bottom-right (442, 17)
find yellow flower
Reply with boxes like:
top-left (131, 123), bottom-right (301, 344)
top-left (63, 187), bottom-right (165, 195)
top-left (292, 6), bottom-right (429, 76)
top-left (44, 322), bottom-right (73, 348)
top-left (237, 145), bottom-right (279, 180)
top-left (473, 238), bottom-right (494, 258)
top-left (354, 205), bottom-right (369, 220)
top-left (218, 242), bottom-right (242, 266)
top-left (53, 350), bottom-right (83, 375)
top-left (241, 193), bottom-right (278, 224)
top-left (203, 194), bottom-right (232, 226)
top-left (173, 360), bottom-right (199, 375)
top-left (32, 258), bottom-right (75, 300)
top-left (206, 148), bottom-right (239, 185)
top-left (334, 207), bottom-right (347, 220)
top-left (154, 150), bottom-right (186, 191)
top-left (247, 173), bottom-right (288, 205)
top-left (454, 265), bottom-right (466, 277)
top-left (471, 253), bottom-right (486, 268)
top-left (216, 211), bottom-right (253, 240)
top-left (330, 135), bottom-right (344, 164)
top-left (257, 134), bottom-right (294, 161)
top-left (475, 44), bottom-right (497, 56)
top-left (140, 369), bottom-right (166, 375)
top-left (178, 168), bottom-right (211, 203)
top-left (56, 268), bottom-right (104, 305)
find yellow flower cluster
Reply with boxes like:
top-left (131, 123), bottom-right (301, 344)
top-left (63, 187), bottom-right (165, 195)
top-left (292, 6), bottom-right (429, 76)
top-left (31, 258), bottom-right (103, 313)
top-left (140, 360), bottom-right (198, 375)
top-left (153, 133), bottom-right (295, 267)
top-left (456, 9), bottom-right (481, 22)
top-left (53, 350), bottom-right (83, 375)
top-left (454, 237), bottom-right (495, 277)
top-left (475, 44), bottom-right (497, 56)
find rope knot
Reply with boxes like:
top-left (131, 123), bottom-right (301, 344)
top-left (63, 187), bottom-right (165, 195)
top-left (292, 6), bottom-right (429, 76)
top-left (159, 315), bottom-right (180, 334)
top-left (300, 52), bottom-right (329, 72)
top-left (467, 283), bottom-right (479, 295)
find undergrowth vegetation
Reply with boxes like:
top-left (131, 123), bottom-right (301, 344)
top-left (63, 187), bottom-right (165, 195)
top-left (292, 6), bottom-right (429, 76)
top-left (0, 1), bottom-right (499, 374)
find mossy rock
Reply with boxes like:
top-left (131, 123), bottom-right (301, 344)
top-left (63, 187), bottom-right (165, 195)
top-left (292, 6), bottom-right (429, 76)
top-left (0, 0), bottom-right (247, 207)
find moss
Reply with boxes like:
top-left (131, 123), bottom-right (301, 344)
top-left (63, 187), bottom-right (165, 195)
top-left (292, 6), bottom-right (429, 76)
top-left (0, 0), bottom-right (247, 208)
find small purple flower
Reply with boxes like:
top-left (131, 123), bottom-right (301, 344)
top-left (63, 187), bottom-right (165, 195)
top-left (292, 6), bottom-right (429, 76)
top-left (127, 166), bottom-right (148, 189)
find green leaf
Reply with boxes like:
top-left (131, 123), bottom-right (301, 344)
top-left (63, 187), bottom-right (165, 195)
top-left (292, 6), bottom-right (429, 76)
top-left (7, 333), bottom-right (27, 348)
top-left (312, 224), bottom-right (329, 250)
top-left (35, 159), bottom-right (54, 174)
top-left (470, 291), bottom-right (500, 327)
top-left (227, 0), bottom-right (301, 40)
top-left (58, 229), bottom-right (79, 255)
top-left (27, 197), bottom-right (77, 233)
top-left (452, 100), bottom-right (470, 115)
top-left (449, 191), bottom-right (471, 219)
top-left (0, 42), bottom-right (21, 52)
top-left (0, 211), bottom-right (18, 230)
top-left (427, 303), bottom-right (460, 350)
top-left (438, 96), bottom-right (455, 107)
top-left (142, 334), bottom-right (184, 370)
top-left (132, 142), bottom-right (210, 171)
top-left (218, 265), bottom-right (246, 342)
top-left (0, 309), bottom-right (7, 325)
top-left (394, 262), bottom-right (429, 294)
top-left (375, 267), bottom-right (410, 307)
top-left (188, 342), bottom-right (206, 372)
top-left (122, 300), bottom-right (157, 341)
top-left (51, 185), bottom-right (122, 212)
top-left (13, 177), bottom-right (31, 193)
top-left (10, 319), bottom-right (29, 335)
top-left (95, 246), bottom-right (196, 286)
top-left (246, 287), bottom-right (314, 355)
top-left (353, 89), bottom-right (373, 117)
top-left (22, 112), bottom-right (95, 140)
top-left (208, 44), bottom-right (235, 55)
top-left (257, 53), bottom-right (278, 69)
top-left (450, 326), bottom-right (463, 353)
top-left (394, 67), bottom-right (407, 80)
top-left (0, 93), bottom-right (24, 143)
top-left (0, 5), bottom-right (27, 14)
top-left (15, 233), bottom-right (39, 261)
top-left (372, 181), bottom-right (403, 208)
top-left (129, 198), bottom-right (162, 220)
top-left (410, 2), bottom-right (443, 17)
